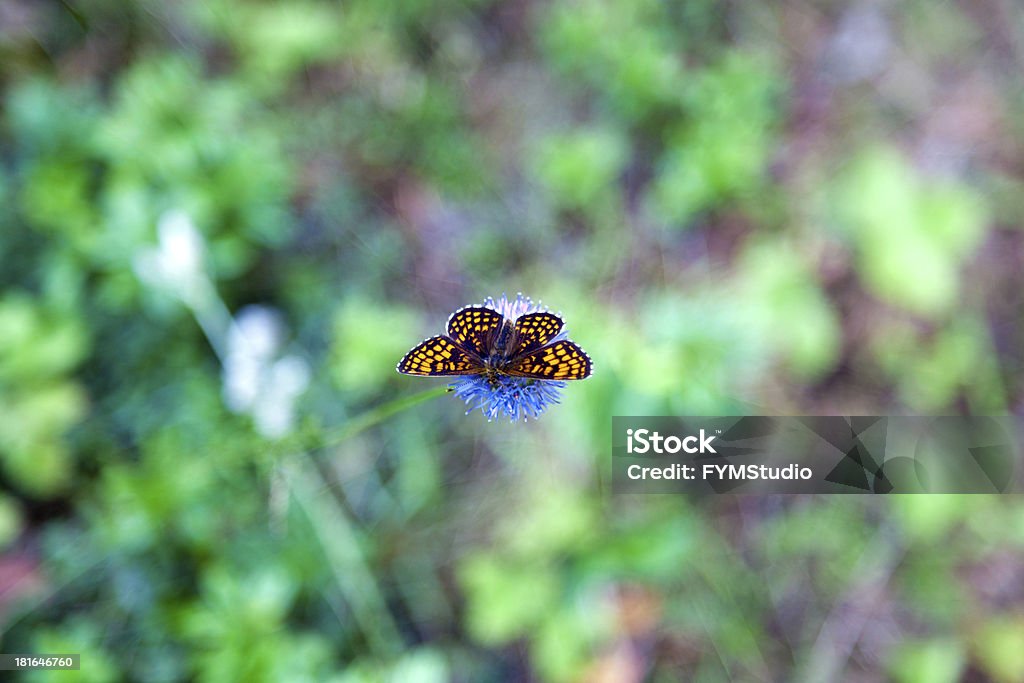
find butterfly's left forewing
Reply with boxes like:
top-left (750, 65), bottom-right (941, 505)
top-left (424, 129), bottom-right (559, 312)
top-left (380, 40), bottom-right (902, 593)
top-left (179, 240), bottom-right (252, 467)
top-left (397, 336), bottom-right (483, 376)
top-left (511, 312), bottom-right (564, 356)
top-left (504, 340), bottom-right (592, 380)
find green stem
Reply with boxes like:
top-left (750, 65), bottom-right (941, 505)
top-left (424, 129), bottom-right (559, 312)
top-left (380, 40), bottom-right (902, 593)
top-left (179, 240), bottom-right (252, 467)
top-left (280, 384), bottom-right (452, 658)
top-left (286, 460), bottom-right (405, 657)
top-left (321, 384), bottom-right (451, 448)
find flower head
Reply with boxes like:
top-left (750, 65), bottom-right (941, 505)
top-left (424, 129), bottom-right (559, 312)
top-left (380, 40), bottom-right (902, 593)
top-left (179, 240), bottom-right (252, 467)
top-left (133, 210), bottom-right (207, 303)
top-left (448, 293), bottom-right (569, 422)
top-left (223, 305), bottom-right (310, 438)
top-left (450, 372), bottom-right (566, 422)
top-left (483, 292), bottom-right (542, 322)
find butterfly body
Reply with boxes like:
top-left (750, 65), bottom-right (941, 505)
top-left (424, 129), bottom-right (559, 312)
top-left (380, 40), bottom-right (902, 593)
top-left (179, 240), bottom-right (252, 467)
top-left (487, 319), bottom-right (516, 361)
top-left (397, 305), bottom-right (592, 381)
top-left (479, 320), bottom-right (541, 386)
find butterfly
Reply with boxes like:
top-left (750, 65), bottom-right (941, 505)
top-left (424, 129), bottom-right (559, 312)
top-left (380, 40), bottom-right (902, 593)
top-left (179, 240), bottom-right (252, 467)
top-left (397, 306), bottom-right (592, 382)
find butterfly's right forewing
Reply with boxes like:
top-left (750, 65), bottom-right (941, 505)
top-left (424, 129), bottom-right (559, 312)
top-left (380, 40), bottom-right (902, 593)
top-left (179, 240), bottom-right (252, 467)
top-left (447, 307), bottom-right (505, 358)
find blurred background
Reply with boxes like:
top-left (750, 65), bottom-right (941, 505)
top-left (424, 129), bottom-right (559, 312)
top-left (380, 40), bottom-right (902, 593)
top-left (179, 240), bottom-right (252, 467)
top-left (2, 0), bottom-right (1024, 681)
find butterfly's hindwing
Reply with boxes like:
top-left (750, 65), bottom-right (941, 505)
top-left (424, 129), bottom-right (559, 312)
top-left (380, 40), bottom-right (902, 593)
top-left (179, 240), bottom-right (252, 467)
top-left (447, 306), bottom-right (505, 357)
top-left (397, 336), bottom-right (483, 376)
top-left (511, 312), bottom-right (564, 357)
top-left (504, 340), bottom-right (592, 380)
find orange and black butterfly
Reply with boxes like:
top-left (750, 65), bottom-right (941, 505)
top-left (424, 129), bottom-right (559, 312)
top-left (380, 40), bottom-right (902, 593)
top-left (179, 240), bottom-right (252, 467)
top-left (397, 306), bottom-right (592, 382)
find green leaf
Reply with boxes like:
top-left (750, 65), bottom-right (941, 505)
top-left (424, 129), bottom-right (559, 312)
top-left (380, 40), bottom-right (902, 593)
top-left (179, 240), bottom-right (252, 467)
top-left (460, 554), bottom-right (560, 645)
top-left (888, 639), bottom-right (965, 683)
top-left (975, 618), bottom-right (1024, 683)
top-left (534, 128), bottom-right (628, 211)
top-left (835, 147), bottom-right (987, 316)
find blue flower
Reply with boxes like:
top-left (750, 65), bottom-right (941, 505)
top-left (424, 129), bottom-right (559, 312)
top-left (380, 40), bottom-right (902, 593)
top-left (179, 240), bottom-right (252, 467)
top-left (450, 372), bottom-right (567, 422)
top-left (449, 293), bottom-right (568, 422)
top-left (482, 292), bottom-right (548, 322)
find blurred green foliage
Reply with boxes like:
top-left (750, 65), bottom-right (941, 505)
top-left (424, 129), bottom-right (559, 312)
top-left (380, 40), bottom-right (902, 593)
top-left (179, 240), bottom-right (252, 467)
top-left (835, 147), bottom-right (986, 316)
top-left (2, 1), bottom-right (1024, 681)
